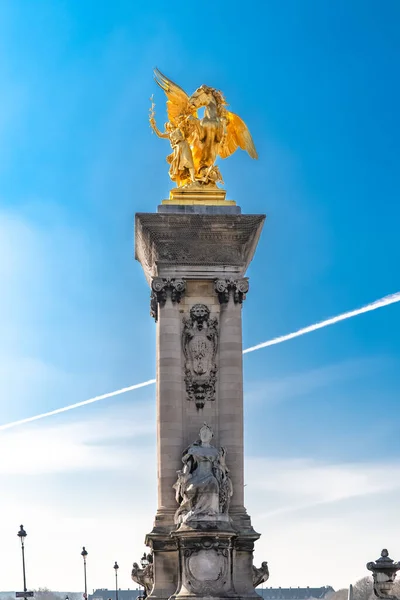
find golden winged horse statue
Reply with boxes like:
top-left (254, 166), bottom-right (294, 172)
top-left (149, 68), bottom-right (258, 189)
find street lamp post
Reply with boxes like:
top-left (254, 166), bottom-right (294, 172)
top-left (114, 562), bottom-right (119, 600)
top-left (81, 547), bottom-right (88, 600)
top-left (17, 525), bottom-right (28, 599)
top-left (367, 549), bottom-right (400, 599)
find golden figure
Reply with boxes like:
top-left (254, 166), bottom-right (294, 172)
top-left (150, 118), bottom-right (196, 187)
top-left (150, 69), bottom-right (257, 190)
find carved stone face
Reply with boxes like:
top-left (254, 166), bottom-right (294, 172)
top-left (190, 304), bottom-right (210, 325)
top-left (199, 424), bottom-right (213, 444)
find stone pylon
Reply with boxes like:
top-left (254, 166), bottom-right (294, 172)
top-left (134, 195), bottom-right (267, 600)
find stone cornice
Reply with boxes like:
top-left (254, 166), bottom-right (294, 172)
top-left (135, 213), bottom-right (265, 284)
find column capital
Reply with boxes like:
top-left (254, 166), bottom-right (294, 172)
top-left (214, 278), bottom-right (249, 305)
top-left (150, 277), bottom-right (186, 321)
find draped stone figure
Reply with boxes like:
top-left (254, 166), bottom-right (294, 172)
top-left (182, 303), bottom-right (218, 409)
top-left (173, 424), bottom-right (233, 525)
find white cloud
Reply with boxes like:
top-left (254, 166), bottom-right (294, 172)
top-left (245, 357), bottom-right (389, 405)
top-left (246, 456), bottom-right (400, 517)
top-left (0, 402), bottom-right (154, 475)
top-left (252, 494), bottom-right (400, 590)
top-left (0, 402), bottom-right (157, 592)
top-left (247, 457), bottom-right (400, 588)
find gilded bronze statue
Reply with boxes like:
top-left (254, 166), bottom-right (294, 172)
top-left (150, 69), bottom-right (257, 189)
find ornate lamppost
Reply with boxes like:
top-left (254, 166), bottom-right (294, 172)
top-left (367, 549), bottom-right (400, 599)
top-left (81, 547), bottom-right (88, 600)
top-left (114, 562), bottom-right (119, 600)
top-left (17, 525), bottom-right (28, 600)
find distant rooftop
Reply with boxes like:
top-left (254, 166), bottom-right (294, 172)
top-left (89, 590), bottom-right (142, 600)
top-left (258, 587), bottom-right (335, 599)
top-left (87, 587), bottom-right (335, 600)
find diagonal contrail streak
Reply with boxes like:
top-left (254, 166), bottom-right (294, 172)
top-left (243, 291), bottom-right (400, 354)
top-left (0, 379), bottom-right (156, 431)
top-left (1, 291), bottom-right (399, 432)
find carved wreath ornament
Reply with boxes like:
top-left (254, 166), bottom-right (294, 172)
top-left (182, 304), bottom-right (218, 409)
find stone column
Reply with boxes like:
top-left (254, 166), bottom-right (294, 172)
top-left (135, 208), bottom-right (266, 600)
top-left (146, 279), bottom-right (185, 600)
top-left (218, 291), bottom-right (245, 513)
top-left (156, 294), bottom-right (184, 527)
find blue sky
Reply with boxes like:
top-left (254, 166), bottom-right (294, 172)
top-left (0, 0), bottom-right (399, 593)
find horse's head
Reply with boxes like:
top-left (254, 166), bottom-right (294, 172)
top-left (189, 85), bottom-right (218, 110)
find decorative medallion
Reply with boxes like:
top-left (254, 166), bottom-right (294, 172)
top-left (150, 277), bottom-right (186, 321)
top-left (214, 278), bottom-right (249, 304)
top-left (182, 304), bottom-right (218, 409)
top-left (178, 537), bottom-right (231, 596)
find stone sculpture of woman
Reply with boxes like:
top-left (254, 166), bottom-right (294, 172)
top-left (173, 423), bottom-right (233, 525)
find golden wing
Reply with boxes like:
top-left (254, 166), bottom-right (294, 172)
top-left (219, 111), bottom-right (258, 160)
top-left (154, 68), bottom-right (195, 125)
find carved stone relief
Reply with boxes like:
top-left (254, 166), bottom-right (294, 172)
top-left (214, 278), bottom-right (249, 304)
top-left (173, 424), bottom-right (233, 525)
top-left (131, 553), bottom-right (154, 595)
top-left (150, 277), bottom-right (185, 321)
top-left (179, 537), bottom-right (231, 596)
top-left (182, 304), bottom-right (218, 409)
top-left (252, 561), bottom-right (269, 588)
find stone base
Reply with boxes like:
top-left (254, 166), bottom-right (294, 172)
top-left (144, 517), bottom-right (262, 600)
top-left (172, 528), bottom-right (236, 599)
top-left (164, 187), bottom-right (234, 205)
top-left (170, 526), bottom-right (262, 600)
top-left (145, 529), bottom-right (179, 600)
top-left (158, 204), bottom-right (241, 215)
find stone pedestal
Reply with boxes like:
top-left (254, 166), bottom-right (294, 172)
top-left (172, 526), bottom-right (237, 600)
top-left (134, 201), bottom-right (266, 600)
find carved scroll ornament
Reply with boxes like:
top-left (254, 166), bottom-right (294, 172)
top-left (214, 278), bottom-right (249, 304)
top-left (150, 277), bottom-right (185, 321)
top-left (182, 304), bottom-right (218, 409)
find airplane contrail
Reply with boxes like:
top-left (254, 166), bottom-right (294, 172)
top-left (243, 291), bottom-right (400, 354)
top-left (1, 291), bottom-right (399, 432)
top-left (0, 379), bottom-right (156, 431)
